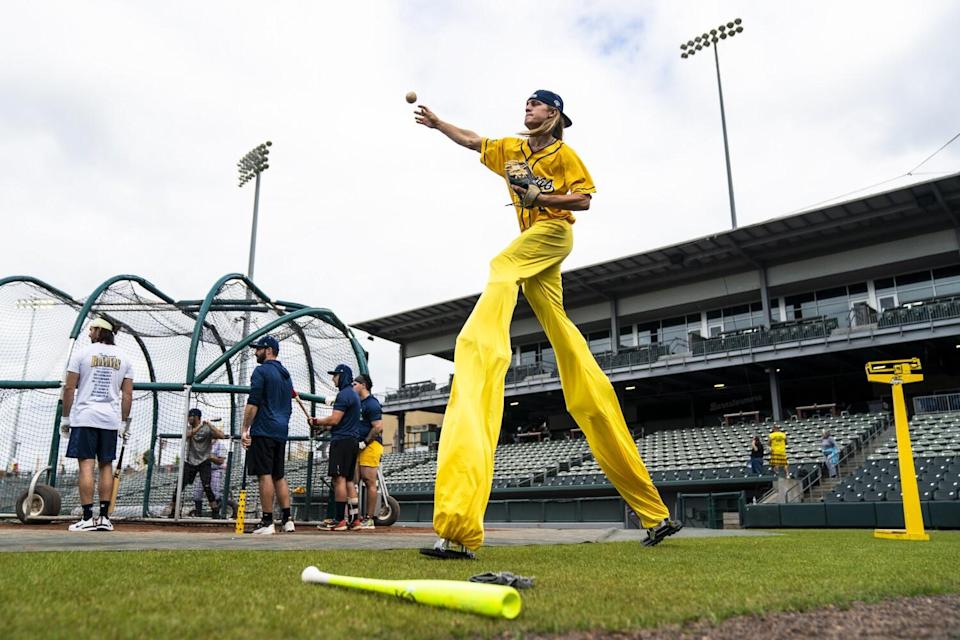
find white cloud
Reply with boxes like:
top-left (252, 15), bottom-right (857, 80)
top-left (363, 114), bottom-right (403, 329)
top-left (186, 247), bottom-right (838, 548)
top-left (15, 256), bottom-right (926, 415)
top-left (2, 0), bottom-right (958, 391)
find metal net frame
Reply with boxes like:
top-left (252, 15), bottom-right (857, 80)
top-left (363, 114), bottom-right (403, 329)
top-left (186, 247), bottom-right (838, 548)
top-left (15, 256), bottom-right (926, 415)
top-left (0, 273), bottom-right (367, 523)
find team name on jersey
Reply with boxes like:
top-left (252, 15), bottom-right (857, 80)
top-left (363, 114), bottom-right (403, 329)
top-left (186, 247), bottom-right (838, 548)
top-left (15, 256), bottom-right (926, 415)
top-left (90, 355), bottom-right (122, 370)
top-left (530, 174), bottom-right (555, 194)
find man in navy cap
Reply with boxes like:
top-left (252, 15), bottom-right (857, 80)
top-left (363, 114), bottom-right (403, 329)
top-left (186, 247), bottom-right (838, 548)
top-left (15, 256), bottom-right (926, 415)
top-left (309, 363), bottom-right (361, 530)
top-left (240, 335), bottom-right (295, 535)
top-left (414, 90), bottom-right (681, 556)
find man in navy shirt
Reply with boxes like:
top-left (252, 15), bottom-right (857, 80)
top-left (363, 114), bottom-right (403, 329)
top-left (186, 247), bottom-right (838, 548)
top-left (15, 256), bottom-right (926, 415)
top-left (241, 335), bottom-right (294, 535)
top-left (309, 363), bottom-right (361, 531)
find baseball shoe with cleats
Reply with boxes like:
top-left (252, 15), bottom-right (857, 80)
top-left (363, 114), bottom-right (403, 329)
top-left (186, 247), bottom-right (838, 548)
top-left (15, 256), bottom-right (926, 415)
top-left (316, 518), bottom-right (336, 531)
top-left (68, 517), bottom-right (98, 532)
top-left (95, 516), bottom-right (114, 532)
top-left (251, 521), bottom-right (275, 535)
top-left (282, 520), bottom-right (296, 533)
top-left (641, 518), bottom-right (683, 547)
top-left (348, 517), bottom-right (363, 531)
top-left (419, 538), bottom-right (476, 560)
top-left (331, 519), bottom-right (348, 531)
top-left (360, 517), bottom-right (375, 530)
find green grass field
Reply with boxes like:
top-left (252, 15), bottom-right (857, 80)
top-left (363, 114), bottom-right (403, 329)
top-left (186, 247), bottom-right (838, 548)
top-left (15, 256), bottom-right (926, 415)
top-left (2, 530), bottom-right (958, 639)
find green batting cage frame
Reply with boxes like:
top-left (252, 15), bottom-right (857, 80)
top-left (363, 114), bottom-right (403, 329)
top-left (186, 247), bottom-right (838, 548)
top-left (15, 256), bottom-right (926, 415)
top-left (0, 273), bottom-right (368, 524)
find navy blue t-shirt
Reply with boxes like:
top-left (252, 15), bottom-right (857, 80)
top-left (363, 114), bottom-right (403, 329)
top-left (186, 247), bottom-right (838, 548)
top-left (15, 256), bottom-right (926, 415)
top-left (359, 394), bottom-right (383, 444)
top-left (330, 386), bottom-right (362, 442)
top-left (247, 359), bottom-right (293, 441)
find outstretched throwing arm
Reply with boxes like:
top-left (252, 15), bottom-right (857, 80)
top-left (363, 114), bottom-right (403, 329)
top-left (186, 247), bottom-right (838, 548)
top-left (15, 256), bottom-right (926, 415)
top-left (415, 105), bottom-right (481, 152)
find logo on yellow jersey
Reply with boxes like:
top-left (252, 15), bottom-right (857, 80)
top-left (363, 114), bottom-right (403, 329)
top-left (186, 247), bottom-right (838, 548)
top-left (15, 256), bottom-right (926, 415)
top-left (530, 174), bottom-right (555, 194)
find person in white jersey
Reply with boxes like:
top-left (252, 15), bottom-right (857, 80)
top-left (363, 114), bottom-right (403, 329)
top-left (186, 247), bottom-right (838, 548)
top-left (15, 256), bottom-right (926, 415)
top-left (61, 317), bottom-right (133, 532)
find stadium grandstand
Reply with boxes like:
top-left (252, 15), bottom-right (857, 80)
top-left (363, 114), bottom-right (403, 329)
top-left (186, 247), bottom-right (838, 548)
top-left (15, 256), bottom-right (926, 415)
top-left (355, 172), bottom-right (960, 529)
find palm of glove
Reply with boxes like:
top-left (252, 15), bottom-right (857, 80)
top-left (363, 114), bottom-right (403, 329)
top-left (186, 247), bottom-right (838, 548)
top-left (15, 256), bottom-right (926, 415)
top-left (504, 160), bottom-right (541, 208)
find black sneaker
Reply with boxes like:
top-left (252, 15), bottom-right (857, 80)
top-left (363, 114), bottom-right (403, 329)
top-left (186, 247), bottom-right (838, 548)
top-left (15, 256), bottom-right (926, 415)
top-left (641, 518), bottom-right (683, 547)
top-left (419, 538), bottom-right (476, 560)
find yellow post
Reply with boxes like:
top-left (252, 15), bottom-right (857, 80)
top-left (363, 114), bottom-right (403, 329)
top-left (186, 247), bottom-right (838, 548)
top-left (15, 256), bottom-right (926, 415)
top-left (865, 358), bottom-right (929, 541)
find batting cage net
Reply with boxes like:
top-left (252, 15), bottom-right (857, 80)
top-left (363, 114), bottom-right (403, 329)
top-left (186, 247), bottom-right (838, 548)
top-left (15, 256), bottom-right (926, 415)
top-left (0, 273), bottom-right (366, 523)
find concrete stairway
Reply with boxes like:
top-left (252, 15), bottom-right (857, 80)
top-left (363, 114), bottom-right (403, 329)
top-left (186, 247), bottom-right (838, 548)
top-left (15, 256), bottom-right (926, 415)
top-left (805, 416), bottom-right (894, 502)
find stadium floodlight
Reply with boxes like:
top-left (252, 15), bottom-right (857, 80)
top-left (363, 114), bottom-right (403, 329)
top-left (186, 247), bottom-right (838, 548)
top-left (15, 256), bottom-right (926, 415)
top-left (714, 383), bottom-right (726, 389)
top-left (624, 385), bottom-right (636, 391)
top-left (680, 18), bottom-right (744, 229)
top-left (509, 401), bottom-right (519, 406)
top-left (237, 140), bottom-right (272, 280)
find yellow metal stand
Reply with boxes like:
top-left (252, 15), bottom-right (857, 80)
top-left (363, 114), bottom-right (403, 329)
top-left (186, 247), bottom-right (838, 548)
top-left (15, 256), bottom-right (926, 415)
top-left (865, 358), bottom-right (929, 541)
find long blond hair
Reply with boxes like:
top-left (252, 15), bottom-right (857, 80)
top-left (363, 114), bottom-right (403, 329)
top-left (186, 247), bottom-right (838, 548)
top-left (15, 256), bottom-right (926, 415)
top-left (520, 109), bottom-right (564, 141)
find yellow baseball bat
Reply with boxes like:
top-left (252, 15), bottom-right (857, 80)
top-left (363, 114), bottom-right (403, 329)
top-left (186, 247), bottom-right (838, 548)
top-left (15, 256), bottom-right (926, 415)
top-left (300, 566), bottom-right (522, 619)
top-left (235, 447), bottom-right (247, 535)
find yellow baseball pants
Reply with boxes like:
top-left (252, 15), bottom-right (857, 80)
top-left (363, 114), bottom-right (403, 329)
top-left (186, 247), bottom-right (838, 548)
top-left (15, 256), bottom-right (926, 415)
top-left (433, 219), bottom-right (669, 549)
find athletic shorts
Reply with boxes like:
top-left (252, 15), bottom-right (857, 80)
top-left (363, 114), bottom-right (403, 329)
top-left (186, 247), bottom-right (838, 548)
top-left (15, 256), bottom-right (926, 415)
top-left (247, 436), bottom-right (286, 480)
top-left (357, 440), bottom-right (383, 468)
top-left (327, 439), bottom-right (358, 478)
top-left (66, 427), bottom-right (118, 462)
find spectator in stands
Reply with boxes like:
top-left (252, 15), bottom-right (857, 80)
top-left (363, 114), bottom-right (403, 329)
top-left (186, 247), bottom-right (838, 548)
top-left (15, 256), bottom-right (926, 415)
top-left (821, 430), bottom-right (839, 478)
top-left (769, 424), bottom-right (789, 478)
top-left (748, 435), bottom-right (764, 475)
top-left (170, 408), bottom-right (224, 518)
top-left (538, 420), bottom-right (550, 441)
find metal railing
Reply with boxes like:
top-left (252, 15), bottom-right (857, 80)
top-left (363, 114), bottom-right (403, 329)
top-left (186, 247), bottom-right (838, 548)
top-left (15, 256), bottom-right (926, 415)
top-left (878, 296), bottom-right (960, 329)
top-left (913, 392), bottom-right (960, 415)
top-left (690, 316), bottom-right (840, 357)
top-left (759, 414), bottom-right (889, 503)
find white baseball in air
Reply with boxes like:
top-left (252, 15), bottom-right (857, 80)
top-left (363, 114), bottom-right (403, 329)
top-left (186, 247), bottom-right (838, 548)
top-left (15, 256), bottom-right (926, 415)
top-left (301, 566), bottom-right (330, 584)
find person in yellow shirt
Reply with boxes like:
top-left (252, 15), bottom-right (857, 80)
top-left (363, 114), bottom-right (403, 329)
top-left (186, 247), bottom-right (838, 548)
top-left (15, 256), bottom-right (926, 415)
top-left (414, 90), bottom-right (680, 558)
top-left (769, 423), bottom-right (789, 478)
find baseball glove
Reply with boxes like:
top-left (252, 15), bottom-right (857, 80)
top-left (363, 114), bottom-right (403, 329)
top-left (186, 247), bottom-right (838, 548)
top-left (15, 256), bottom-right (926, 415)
top-left (504, 160), bottom-right (541, 207)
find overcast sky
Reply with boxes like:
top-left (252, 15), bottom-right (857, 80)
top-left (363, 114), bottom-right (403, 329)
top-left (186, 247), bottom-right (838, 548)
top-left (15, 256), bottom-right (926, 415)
top-left (3, 1), bottom-right (958, 391)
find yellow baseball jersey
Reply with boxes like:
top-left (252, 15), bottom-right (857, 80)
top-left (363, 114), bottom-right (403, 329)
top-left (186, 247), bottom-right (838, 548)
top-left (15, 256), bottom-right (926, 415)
top-left (480, 137), bottom-right (596, 232)
top-left (769, 431), bottom-right (787, 455)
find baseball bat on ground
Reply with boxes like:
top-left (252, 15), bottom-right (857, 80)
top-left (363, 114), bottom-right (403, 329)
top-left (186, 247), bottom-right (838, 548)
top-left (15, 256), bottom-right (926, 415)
top-left (300, 566), bottom-right (522, 619)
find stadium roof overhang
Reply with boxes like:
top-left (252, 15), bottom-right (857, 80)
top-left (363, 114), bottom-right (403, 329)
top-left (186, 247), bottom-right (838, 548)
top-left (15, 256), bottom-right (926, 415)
top-left (354, 173), bottom-right (960, 346)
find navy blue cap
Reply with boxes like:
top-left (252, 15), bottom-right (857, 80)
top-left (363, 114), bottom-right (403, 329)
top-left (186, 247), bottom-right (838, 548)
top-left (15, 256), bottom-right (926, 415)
top-left (249, 335), bottom-right (280, 354)
top-left (529, 89), bottom-right (572, 128)
top-left (327, 363), bottom-right (351, 377)
top-left (188, 408), bottom-right (202, 418)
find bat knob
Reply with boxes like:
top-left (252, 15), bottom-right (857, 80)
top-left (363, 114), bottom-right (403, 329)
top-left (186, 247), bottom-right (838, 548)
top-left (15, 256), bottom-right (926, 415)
top-left (301, 566), bottom-right (331, 584)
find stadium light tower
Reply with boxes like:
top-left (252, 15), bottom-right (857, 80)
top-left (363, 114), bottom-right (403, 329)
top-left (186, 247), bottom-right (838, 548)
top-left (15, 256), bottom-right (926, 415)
top-left (681, 18), bottom-right (744, 230)
top-left (237, 141), bottom-right (272, 280)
